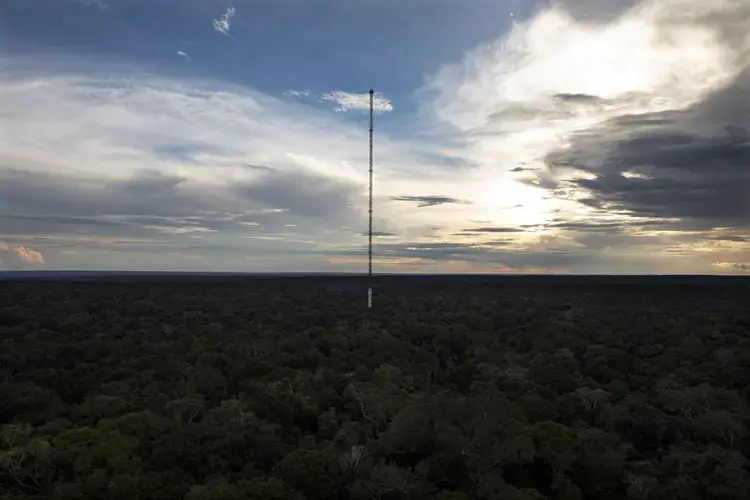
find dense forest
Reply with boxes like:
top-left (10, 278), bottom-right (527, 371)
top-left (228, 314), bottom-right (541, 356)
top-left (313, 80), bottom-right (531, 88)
top-left (1, 276), bottom-right (750, 500)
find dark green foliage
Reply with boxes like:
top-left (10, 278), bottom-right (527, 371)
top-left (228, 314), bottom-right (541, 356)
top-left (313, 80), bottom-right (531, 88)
top-left (1, 278), bottom-right (749, 499)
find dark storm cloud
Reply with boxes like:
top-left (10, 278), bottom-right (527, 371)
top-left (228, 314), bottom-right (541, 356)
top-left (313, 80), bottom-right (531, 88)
top-left (389, 195), bottom-right (470, 207)
top-left (539, 70), bottom-right (750, 232)
top-left (509, 165), bottom-right (537, 172)
top-left (544, 0), bottom-right (750, 214)
top-left (543, 219), bottom-right (671, 232)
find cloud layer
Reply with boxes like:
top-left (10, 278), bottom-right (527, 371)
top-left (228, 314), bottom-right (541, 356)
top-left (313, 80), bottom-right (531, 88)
top-left (0, 59), bottom-right (470, 271)
top-left (417, 0), bottom-right (750, 273)
top-left (1, 0), bottom-right (749, 274)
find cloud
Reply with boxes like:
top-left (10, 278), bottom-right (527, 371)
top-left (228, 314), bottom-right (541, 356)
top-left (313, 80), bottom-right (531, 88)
top-left (114, 170), bottom-right (187, 195)
top-left (176, 51), bottom-right (191, 62)
top-left (461, 227), bottom-right (520, 233)
top-left (389, 195), bottom-right (470, 208)
top-left (283, 90), bottom-right (311, 99)
top-left (415, 0), bottom-right (750, 272)
top-left (323, 240), bottom-right (586, 273)
top-left (15, 246), bottom-right (44, 264)
top-left (0, 57), bottom-right (475, 271)
top-left (74, 0), bottom-right (108, 9)
top-left (553, 93), bottom-right (607, 104)
top-left (551, 0), bottom-right (640, 24)
top-left (0, 244), bottom-right (45, 268)
top-left (321, 91), bottom-right (394, 113)
top-left (359, 231), bottom-right (397, 237)
top-left (3, 0), bottom-right (749, 274)
top-left (213, 3), bottom-right (239, 43)
top-left (509, 165), bottom-right (537, 172)
top-left (705, 235), bottom-right (748, 243)
top-left (284, 89), bottom-right (394, 114)
top-left (713, 261), bottom-right (750, 273)
top-left (232, 168), bottom-right (364, 224)
top-left (542, 77), bottom-right (750, 230)
top-left (243, 164), bottom-right (277, 172)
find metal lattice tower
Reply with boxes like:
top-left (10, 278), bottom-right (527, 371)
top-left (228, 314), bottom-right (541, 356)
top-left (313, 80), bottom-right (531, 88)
top-left (368, 89), bottom-right (374, 308)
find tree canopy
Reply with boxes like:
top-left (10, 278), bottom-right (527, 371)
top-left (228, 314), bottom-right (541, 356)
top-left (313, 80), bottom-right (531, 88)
top-left (1, 276), bottom-right (749, 499)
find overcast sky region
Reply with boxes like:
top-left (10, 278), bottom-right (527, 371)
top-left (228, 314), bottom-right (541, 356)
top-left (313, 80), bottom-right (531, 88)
top-left (1, 0), bottom-right (749, 274)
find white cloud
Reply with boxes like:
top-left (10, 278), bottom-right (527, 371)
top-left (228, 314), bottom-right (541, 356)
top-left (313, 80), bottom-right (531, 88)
top-left (283, 90), bottom-right (311, 98)
top-left (213, 4), bottom-right (239, 43)
top-left (0, 57), bottom-right (467, 271)
top-left (176, 51), bottom-right (191, 62)
top-left (421, 0), bottom-right (749, 228)
top-left (321, 91), bottom-right (394, 113)
top-left (428, 0), bottom-right (743, 143)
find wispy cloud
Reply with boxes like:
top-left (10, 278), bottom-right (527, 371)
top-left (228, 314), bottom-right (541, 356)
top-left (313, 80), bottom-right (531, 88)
top-left (0, 57), bottom-right (467, 271)
top-left (74, 0), bottom-right (108, 9)
top-left (321, 91), bottom-right (394, 113)
top-left (176, 51), bottom-right (191, 62)
top-left (283, 90), bottom-right (311, 99)
top-left (213, 3), bottom-right (238, 43)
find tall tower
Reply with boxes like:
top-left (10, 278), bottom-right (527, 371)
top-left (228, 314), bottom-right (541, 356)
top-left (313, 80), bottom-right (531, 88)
top-left (368, 89), bottom-right (374, 308)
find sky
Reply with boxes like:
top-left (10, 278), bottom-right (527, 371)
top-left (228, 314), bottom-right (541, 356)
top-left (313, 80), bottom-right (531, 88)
top-left (0, 0), bottom-right (749, 274)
